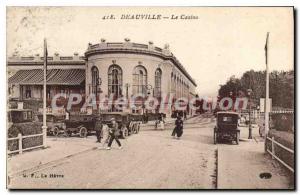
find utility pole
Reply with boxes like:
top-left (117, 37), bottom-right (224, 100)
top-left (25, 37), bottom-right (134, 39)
top-left (264, 32), bottom-right (270, 152)
top-left (42, 39), bottom-right (48, 147)
top-left (247, 89), bottom-right (253, 139)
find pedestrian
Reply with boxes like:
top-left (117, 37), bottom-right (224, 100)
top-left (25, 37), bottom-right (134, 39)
top-left (172, 116), bottom-right (183, 139)
top-left (106, 118), bottom-right (122, 150)
top-left (155, 114), bottom-right (165, 130)
top-left (95, 121), bottom-right (103, 143)
top-left (184, 111), bottom-right (187, 120)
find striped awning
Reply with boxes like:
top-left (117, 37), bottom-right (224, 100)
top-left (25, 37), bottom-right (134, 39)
top-left (8, 69), bottom-right (85, 85)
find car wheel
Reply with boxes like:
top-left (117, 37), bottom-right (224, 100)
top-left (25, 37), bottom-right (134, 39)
top-left (79, 127), bottom-right (88, 138)
top-left (53, 127), bottom-right (59, 137)
top-left (236, 132), bottom-right (240, 145)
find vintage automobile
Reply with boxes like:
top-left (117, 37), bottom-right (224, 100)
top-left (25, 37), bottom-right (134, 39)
top-left (100, 112), bottom-right (132, 138)
top-left (8, 109), bottom-right (34, 124)
top-left (213, 111), bottom-right (240, 145)
top-left (37, 113), bottom-right (66, 136)
top-left (64, 114), bottom-right (102, 138)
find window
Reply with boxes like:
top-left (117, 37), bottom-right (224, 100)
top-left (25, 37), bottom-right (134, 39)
top-left (91, 66), bottom-right (99, 94)
top-left (23, 111), bottom-right (27, 120)
top-left (132, 65), bottom-right (147, 95)
top-left (154, 68), bottom-right (162, 97)
top-left (25, 86), bottom-right (31, 98)
top-left (27, 111), bottom-right (32, 120)
top-left (108, 64), bottom-right (123, 97)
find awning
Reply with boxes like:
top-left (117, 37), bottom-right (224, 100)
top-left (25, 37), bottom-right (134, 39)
top-left (8, 69), bottom-right (85, 85)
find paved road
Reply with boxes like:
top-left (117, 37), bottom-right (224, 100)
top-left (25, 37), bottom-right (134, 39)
top-left (9, 116), bottom-right (217, 189)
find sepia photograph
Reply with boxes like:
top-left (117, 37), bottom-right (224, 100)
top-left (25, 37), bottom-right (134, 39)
top-left (5, 6), bottom-right (295, 190)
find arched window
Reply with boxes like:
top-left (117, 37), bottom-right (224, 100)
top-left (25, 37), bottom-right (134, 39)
top-left (132, 65), bottom-right (147, 95)
top-left (171, 72), bottom-right (175, 93)
top-left (91, 66), bottom-right (99, 94)
top-left (108, 64), bottom-right (123, 97)
top-left (154, 68), bottom-right (162, 97)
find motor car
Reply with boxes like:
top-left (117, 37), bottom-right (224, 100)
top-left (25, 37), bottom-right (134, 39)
top-left (214, 111), bottom-right (240, 145)
top-left (8, 109), bottom-right (34, 124)
top-left (64, 114), bottom-right (101, 138)
top-left (37, 113), bottom-right (66, 136)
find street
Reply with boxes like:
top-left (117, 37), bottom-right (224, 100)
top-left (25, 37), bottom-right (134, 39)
top-left (8, 115), bottom-right (292, 189)
top-left (9, 116), bottom-right (217, 189)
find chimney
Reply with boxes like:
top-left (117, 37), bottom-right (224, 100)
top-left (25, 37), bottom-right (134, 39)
top-left (73, 52), bottom-right (79, 60)
top-left (34, 53), bottom-right (40, 61)
top-left (162, 43), bottom-right (171, 56)
top-left (148, 41), bottom-right (154, 50)
top-left (124, 38), bottom-right (132, 47)
top-left (54, 52), bottom-right (60, 61)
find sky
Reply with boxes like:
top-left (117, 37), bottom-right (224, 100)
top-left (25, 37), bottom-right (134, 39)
top-left (6, 7), bottom-right (294, 96)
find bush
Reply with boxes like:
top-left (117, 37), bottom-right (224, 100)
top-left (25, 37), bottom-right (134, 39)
top-left (271, 113), bottom-right (294, 132)
top-left (8, 122), bottom-right (43, 151)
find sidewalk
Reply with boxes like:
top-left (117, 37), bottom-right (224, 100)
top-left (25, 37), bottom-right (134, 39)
top-left (7, 136), bottom-right (99, 177)
top-left (217, 126), bottom-right (293, 189)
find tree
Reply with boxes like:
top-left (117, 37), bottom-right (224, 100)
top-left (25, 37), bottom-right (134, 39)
top-left (218, 70), bottom-right (294, 109)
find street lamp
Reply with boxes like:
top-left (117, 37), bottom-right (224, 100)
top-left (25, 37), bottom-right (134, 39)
top-left (125, 83), bottom-right (130, 99)
top-left (229, 91), bottom-right (233, 111)
top-left (95, 77), bottom-right (102, 112)
top-left (247, 88), bottom-right (253, 139)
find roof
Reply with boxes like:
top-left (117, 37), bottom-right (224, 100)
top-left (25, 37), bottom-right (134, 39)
top-left (8, 69), bottom-right (85, 85)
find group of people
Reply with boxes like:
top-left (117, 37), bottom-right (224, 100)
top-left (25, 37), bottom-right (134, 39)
top-left (95, 118), bottom-right (122, 150)
top-left (95, 115), bottom-right (185, 150)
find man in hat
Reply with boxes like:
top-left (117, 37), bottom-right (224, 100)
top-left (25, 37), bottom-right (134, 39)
top-left (106, 118), bottom-right (122, 150)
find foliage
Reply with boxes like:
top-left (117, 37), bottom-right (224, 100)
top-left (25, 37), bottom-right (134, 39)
top-left (218, 70), bottom-right (294, 109)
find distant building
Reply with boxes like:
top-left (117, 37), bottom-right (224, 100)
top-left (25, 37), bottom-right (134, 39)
top-left (8, 53), bottom-right (86, 113)
top-left (8, 39), bottom-right (197, 116)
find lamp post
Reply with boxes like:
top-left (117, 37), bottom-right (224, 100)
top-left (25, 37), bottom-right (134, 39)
top-left (264, 32), bottom-right (270, 152)
top-left (247, 88), bottom-right (253, 139)
top-left (125, 83), bottom-right (130, 99)
top-left (229, 91), bottom-right (233, 111)
top-left (96, 77), bottom-right (102, 112)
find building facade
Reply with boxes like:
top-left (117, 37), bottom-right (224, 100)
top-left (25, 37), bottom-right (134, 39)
top-left (8, 39), bottom-right (197, 116)
top-left (8, 53), bottom-right (86, 113)
top-left (85, 39), bottom-right (197, 115)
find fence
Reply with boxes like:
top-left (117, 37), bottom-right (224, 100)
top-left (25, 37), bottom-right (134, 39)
top-left (266, 136), bottom-right (294, 172)
top-left (7, 132), bottom-right (45, 155)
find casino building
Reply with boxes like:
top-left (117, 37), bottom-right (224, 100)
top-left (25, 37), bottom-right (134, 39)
top-left (8, 39), bottom-right (197, 116)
